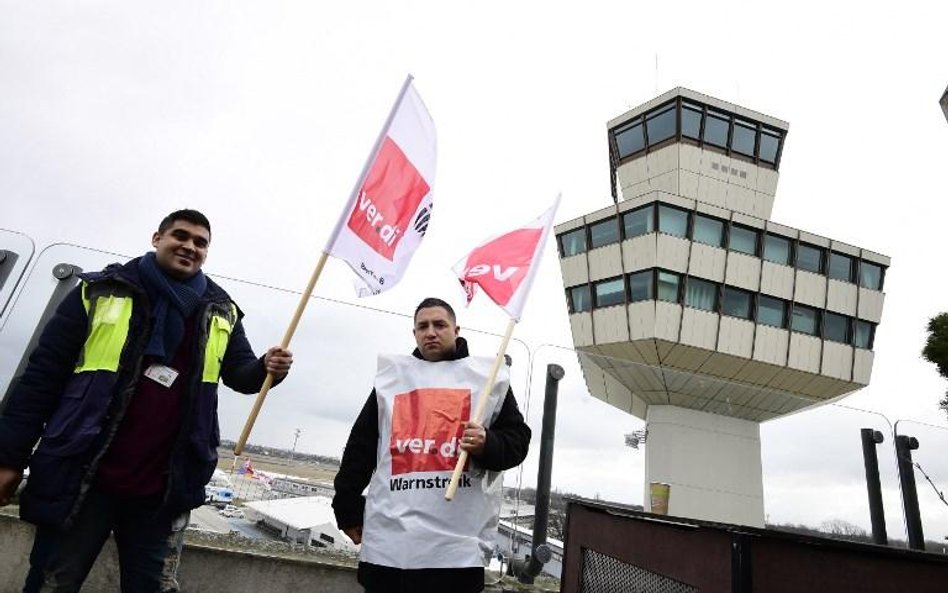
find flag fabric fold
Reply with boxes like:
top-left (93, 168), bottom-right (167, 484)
top-left (325, 77), bottom-right (437, 297)
top-left (452, 196), bottom-right (560, 321)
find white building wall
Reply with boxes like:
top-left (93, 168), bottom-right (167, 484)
top-left (628, 301), bottom-right (657, 341)
top-left (587, 244), bottom-right (622, 282)
top-left (559, 254), bottom-right (588, 285)
top-left (853, 349), bottom-right (875, 384)
top-left (826, 280), bottom-right (857, 315)
top-left (593, 307), bottom-right (629, 344)
top-left (679, 309), bottom-right (718, 350)
top-left (858, 289), bottom-right (885, 323)
top-left (821, 341), bottom-right (854, 382)
top-left (718, 317), bottom-right (754, 358)
top-left (654, 302), bottom-right (682, 342)
top-left (794, 272), bottom-right (827, 309)
top-left (644, 405), bottom-right (764, 527)
top-left (787, 333), bottom-right (822, 373)
top-left (568, 312), bottom-right (594, 347)
top-left (623, 235), bottom-right (658, 271)
top-left (753, 325), bottom-right (790, 366)
top-left (724, 253), bottom-right (761, 292)
top-left (760, 262), bottom-right (794, 300)
top-left (656, 235), bottom-right (690, 272)
top-left (688, 243), bottom-right (725, 282)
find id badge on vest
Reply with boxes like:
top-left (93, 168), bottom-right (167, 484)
top-left (144, 364), bottom-right (179, 388)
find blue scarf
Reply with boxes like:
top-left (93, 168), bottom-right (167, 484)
top-left (138, 252), bottom-right (208, 363)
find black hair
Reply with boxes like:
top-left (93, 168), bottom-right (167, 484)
top-left (158, 209), bottom-right (211, 236)
top-left (414, 297), bottom-right (456, 323)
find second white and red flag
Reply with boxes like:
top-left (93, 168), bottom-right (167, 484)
top-left (452, 196), bottom-right (561, 321)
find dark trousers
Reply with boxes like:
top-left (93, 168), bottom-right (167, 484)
top-left (23, 488), bottom-right (189, 593)
top-left (359, 562), bottom-right (485, 593)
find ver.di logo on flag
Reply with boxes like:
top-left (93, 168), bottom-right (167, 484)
top-left (389, 387), bottom-right (470, 475)
top-left (457, 227), bottom-right (542, 306)
top-left (346, 137), bottom-right (430, 261)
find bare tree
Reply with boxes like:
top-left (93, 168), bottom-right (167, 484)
top-left (820, 519), bottom-right (867, 538)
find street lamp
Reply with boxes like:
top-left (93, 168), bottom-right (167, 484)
top-left (289, 428), bottom-right (301, 461)
top-left (624, 428), bottom-right (648, 450)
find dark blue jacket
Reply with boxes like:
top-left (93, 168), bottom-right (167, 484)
top-left (0, 257), bottom-right (272, 528)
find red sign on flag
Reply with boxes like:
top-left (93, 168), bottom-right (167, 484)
top-left (346, 137), bottom-right (431, 262)
top-left (325, 77), bottom-right (436, 296)
top-left (389, 388), bottom-right (470, 475)
top-left (453, 197), bottom-right (560, 321)
top-left (458, 228), bottom-right (542, 307)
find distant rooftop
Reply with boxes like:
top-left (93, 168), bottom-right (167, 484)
top-left (245, 495), bottom-right (335, 531)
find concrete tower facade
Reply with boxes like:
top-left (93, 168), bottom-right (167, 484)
top-left (555, 88), bottom-right (889, 526)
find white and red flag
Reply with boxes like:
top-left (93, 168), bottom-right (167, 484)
top-left (452, 196), bottom-right (560, 321)
top-left (325, 76), bottom-right (436, 297)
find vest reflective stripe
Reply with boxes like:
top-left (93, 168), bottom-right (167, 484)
top-left (75, 283), bottom-right (133, 373)
top-left (202, 303), bottom-right (237, 383)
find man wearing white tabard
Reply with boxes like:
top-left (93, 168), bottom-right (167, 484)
top-left (333, 298), bottom-right (531, 593)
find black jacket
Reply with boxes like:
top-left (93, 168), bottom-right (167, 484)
top-left (0, 258), bottom-right (273, 527)
top-left (332, 337), bottom-right (531, 593)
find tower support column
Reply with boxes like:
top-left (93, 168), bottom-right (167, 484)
top-left (644, 405), bottom-right (765, 527)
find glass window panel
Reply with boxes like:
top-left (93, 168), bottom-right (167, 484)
top-left (728, 225), bottom-right (759, 256)
top-left (657, 271), bottom-right (680, 303)
top-left (757, 295), bottom-right (786, 328)
top-left (763, 234), bottom-right (791, 265)
top-left (703, 111), bottom-right (730, 148)
top-left (615, 121), bottom-right (644, 159)
top-left (791, 304), bottom-right (819, 336)
top-left (828, 252), bottom-right (854, 282)
top-left (594, 278), bottom-right (625, 308)
top-left (731, 121), bottom-right (756, 157)
top-left (629, 270), bottom-right (653, 303)
top-left (722, 286), bottom-right (752, 319)
top-left (693, 214), bottom-right (724, 247)
top-left (681, 105), bottom-right (702, 140)
top-left (823, 311), bottom-right (850, 343)
top-left (685, 277), bottom-right (718, 311)
top-left (622, 207), bottom-right (653, 239)
top-left (854, 320), bottom-right (874, 349)
top-left (759, 130), bottom-right (780, 164)
top-left (559, 228), bottom-right (586, 257)
top-left (646, 106), bottom-right (676, 145)
top-left (658, 205), bottom-right (689, 238)
top-left (796, 243), bottom-right (824, 274)
top-left (569, 285), bottom-right (591, 313)
top-left (859, 261), bottom-right (883, 290)
top-left (589, 218), bottom-right (620, 249)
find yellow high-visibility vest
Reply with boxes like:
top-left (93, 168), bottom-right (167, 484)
top-left (75, 281), bottom-right (237, 383)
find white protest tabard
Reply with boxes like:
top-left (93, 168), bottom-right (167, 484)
top-left (360, 354), bottom-right (509, 569)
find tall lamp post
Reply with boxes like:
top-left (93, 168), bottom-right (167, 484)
top-left (289, 428), bottom-right (301, 461)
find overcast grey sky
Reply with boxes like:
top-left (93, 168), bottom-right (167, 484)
top-left (3, 1), bottom-right (948, 540)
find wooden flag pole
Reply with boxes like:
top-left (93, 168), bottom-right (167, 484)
top-left (234, 251), bottom-right (330, 456)
top-left (445, 318), bottom-right (517, 501)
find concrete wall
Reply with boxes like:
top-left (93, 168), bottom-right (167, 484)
top-left (0, 515), bottom-right (548, 593)
top-left (0, 514), bottom-right (361, 593)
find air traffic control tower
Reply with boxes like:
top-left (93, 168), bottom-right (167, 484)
top-left (555, 88), bottom-right (889, 527)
